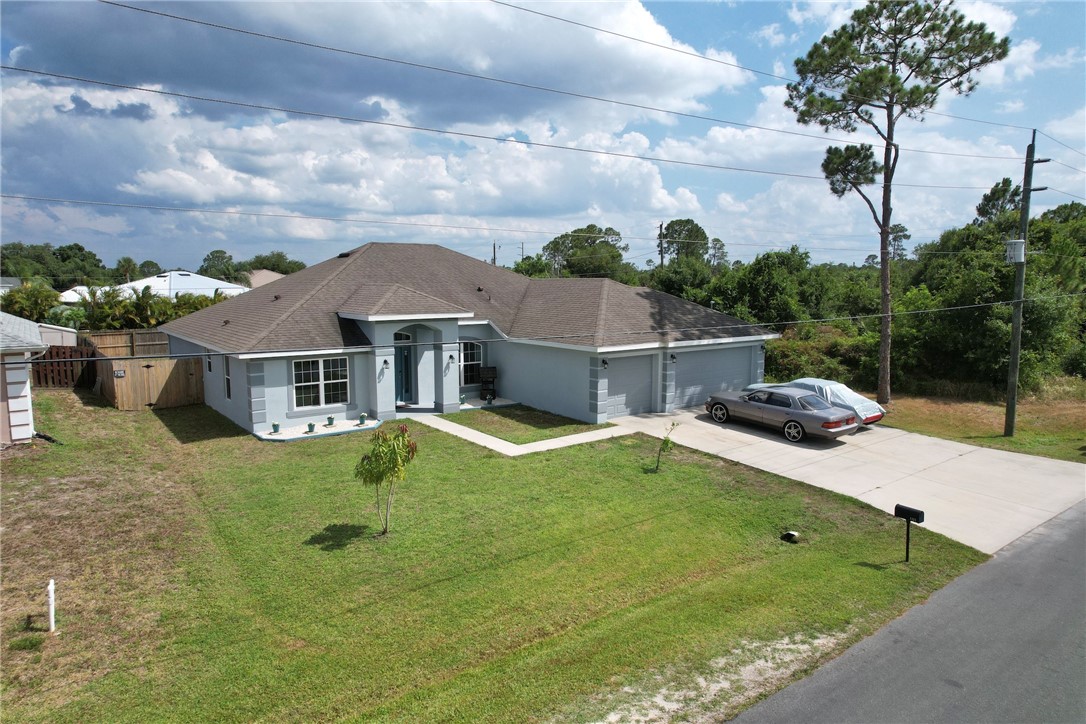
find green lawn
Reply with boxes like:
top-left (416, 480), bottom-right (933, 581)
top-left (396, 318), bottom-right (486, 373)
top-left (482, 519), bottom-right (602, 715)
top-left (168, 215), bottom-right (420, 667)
top-left (1, 391), bottom-right (986, 722)
top-left (441, 404), bottom-right (610, 444)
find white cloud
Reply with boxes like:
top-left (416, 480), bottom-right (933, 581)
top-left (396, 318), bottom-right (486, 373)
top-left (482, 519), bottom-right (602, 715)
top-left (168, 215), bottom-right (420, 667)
top-left (957, 1), bottom-right (1017, 38)
top-left (1044, 107), bottom-right (1086, 147)
top-left (754, 23), bottom-right (787, 48)
top-left (997, 99), bottom-right (1025, 113)
top-left (980, 38), bottom-right (1084, 86)
top-left (786, 1), bottom-right (861, 35)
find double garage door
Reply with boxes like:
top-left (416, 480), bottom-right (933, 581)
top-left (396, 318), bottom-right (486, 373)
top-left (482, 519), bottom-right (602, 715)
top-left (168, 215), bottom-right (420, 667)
top-left (673, 347), bottom-right (752, 409)
top-left (605, 347), bottom-right (754, 418)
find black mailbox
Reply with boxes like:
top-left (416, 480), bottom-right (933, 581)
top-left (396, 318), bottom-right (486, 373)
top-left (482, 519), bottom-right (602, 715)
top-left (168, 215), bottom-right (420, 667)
top-left (894, 504), bottom-right (925, 524)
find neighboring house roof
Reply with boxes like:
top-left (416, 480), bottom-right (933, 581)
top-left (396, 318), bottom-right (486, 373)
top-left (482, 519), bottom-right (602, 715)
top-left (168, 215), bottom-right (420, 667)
top-left (0, 311), bottom-right (48, 353)
top-left (58, 271), bottom-right (250, 304)
top-left (161, 243), bottom-right (772, 353)
top-left (247, 269), bottom-right (285, 288)
top-left (58, 285), bottom-right (92, 303)
top-left (0, 277), bottom-right (22, 292)
top-left (124, 271), bottom-right (249, 298)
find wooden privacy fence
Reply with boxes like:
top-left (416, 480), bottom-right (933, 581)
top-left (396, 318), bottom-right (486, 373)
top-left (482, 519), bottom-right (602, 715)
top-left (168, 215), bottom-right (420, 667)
top-left (32, 345), bottom-right (97, 389)
top-left (96, 356), bottom-right (204, 411)
top-left (84, 330), bottom-right (169, 358)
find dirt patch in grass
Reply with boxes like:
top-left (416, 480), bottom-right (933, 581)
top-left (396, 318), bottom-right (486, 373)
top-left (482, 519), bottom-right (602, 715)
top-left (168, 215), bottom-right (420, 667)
top-left (589, 631), bottom-right (850, 723)
top-left (0, 391), bottom-right (207, 710)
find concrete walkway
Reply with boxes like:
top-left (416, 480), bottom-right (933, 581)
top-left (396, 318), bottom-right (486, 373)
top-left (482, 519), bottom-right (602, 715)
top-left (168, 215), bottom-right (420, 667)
top-left (410, 414), bottom-right (636, 456)
top-left (612, 409), bottom-right (1085, 554)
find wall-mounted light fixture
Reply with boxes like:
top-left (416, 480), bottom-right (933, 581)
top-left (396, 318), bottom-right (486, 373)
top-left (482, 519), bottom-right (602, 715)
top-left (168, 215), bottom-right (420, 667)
top-left (382, 359), bottom-right (390, 370)
top-left (601, 359), bottom-right (608, 369)
top-left (670, 354), bottom-right (677, 363)
top-left (448, 354), bottom-right (456, 363)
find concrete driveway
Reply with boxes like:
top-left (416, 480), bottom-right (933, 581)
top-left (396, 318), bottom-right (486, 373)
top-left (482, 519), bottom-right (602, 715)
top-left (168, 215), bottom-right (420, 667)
top-left (612, 409), bottom-right (1085, 554)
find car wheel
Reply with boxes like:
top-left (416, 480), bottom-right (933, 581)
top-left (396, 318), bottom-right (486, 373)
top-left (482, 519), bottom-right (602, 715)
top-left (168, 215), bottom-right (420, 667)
top-left (783, 420), bottom-right (805, 442)
top-left (710, 403), bottom-right (729, 423)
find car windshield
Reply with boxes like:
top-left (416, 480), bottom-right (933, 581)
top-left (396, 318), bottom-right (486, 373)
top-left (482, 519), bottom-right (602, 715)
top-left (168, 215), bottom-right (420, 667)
top-left (798, 394), bottom-right (832, 411)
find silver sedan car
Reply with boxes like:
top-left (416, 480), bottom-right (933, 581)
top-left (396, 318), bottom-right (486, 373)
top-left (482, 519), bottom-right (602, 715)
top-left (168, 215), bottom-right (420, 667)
top-left (704, 386), bottom-right (859, 442)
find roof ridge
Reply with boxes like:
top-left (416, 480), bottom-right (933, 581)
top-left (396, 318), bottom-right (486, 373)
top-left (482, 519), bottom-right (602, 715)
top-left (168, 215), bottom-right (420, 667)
top-left (509, 276), bottom-right (541, 336)
top-left (367, 283), bottom-right (473, 315)
top-left (247, 244), bottom-right (372, 349)
top-left (595, 278), bottom-right (610, 347)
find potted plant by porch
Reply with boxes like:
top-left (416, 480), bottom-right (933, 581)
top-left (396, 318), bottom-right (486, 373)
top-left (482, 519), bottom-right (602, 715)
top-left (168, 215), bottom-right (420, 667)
top-left (358, 412), bottom-right (368, 426)
top-left (307, 422), bottom-right (316, 433)
top-left (327, 415), bottom-right (335, 427)
top-left (271, 422), bottom-right (280, 434)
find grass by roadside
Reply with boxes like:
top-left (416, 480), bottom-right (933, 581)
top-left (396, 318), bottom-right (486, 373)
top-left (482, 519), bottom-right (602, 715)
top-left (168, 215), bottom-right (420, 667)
top-left (883, 381), bottom-right (1086, 463)
top-left (441, 403), bottom-right (610, 444)
top-left (2, 390), bottom-right (986, 722)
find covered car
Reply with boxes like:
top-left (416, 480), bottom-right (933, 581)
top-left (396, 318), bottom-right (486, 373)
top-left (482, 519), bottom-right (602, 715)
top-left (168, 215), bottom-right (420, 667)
top-left (704, 386), bottom-right (859, 442)
top-left (786, 378), bottom-right (885, 425)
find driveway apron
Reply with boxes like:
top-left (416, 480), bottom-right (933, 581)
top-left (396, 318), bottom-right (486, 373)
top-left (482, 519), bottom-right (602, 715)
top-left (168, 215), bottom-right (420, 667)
top-left (612, 409), bottom-right (1085, 554)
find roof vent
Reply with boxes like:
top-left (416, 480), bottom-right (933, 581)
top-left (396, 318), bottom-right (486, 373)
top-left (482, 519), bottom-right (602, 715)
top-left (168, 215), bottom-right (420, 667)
top-left (179, 272), bottom-right (191, 276)
top-left (222, 320), bottom-right (230, 326)
top-left (337, 252), bottom-right (351, 258)
top-left (273, 294), bottom-right (281, 301)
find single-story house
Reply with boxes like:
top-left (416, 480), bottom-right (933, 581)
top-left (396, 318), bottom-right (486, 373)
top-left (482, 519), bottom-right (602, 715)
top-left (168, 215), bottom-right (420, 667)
top-left (161, 243), bottom-right (778, 434)
top-left (59, 271), bottom-right (249, 303)
top-left (1, 311), bottom-right (49, 446)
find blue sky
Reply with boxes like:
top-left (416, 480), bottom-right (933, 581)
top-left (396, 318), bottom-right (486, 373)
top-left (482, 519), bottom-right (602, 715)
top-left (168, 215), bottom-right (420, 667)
top-left (2, 1), bottom-right (1083, 277)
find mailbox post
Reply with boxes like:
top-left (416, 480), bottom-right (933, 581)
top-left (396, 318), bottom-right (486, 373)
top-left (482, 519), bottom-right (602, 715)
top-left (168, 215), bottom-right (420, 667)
top-left (894, 504), bottom-right (925, 563)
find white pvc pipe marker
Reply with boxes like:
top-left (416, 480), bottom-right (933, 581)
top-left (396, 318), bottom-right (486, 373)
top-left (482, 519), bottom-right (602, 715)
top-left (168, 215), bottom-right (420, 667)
top-left (47, 579), bottom-right (56, 633)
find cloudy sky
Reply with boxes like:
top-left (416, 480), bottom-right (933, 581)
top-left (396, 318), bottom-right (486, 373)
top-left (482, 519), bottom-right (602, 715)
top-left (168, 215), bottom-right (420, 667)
top-left (2, 1), bottom-right (1083, 276)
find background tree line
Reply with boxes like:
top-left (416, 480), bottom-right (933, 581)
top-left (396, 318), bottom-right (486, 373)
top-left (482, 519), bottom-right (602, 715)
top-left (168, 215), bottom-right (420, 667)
top-left (1, 246), bottom-right (305, 330)
top-left (515, 189), bottom-right (1084, 397)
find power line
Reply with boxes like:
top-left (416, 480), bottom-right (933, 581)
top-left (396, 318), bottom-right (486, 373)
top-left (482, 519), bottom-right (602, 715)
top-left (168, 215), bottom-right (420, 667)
top-left (96, 0), bottom-right (1025, 164)
top-left (8, 290), bottom-right (1083, 369)
top-left (0, 66), bottom-right (1010, 194)
top-left (491, 0), bottom-right (1080, 145)
top-left (0, 193), bottom-right (955, 256)
top-left (1047, 187), bottom-right (1086, 202)
top-left (1038, 130), bottom-right (1086, 159)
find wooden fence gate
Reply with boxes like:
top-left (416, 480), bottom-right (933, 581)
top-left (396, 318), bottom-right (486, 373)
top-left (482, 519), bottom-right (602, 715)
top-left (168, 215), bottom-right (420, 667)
top-left (95, 356), bottom-right (204, 411)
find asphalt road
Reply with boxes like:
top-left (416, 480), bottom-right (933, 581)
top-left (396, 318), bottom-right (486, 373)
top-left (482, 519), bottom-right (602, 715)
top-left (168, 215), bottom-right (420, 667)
top-left (734, 499), bottom-right (1086, 724)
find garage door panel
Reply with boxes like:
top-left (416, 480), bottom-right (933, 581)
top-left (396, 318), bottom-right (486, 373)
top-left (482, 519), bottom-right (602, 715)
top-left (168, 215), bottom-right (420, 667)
top-left (606, 356), bottom-right (653, 417)
top-left (674, 348), bottom-right (751, 409)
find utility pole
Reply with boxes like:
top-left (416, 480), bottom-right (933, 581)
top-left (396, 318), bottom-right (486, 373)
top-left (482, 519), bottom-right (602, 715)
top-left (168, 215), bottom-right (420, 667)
top-left (1004, 129), bottom-right (1049, 437)
top-left (492, 241), bottom-right (497, 266)
top-left (657, 222), bottom-right (665, 267)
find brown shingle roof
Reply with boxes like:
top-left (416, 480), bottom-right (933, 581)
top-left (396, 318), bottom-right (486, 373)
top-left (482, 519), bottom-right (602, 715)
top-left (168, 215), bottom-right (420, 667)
top-left (161, 243), bottom-right (768, 352)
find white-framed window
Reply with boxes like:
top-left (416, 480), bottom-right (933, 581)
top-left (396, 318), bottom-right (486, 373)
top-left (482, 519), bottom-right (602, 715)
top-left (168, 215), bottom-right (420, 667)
top-left (224, 356), bottom-right (232, 399)
top-left (293, 357), bottom-right (349, 408)
top-left (460, 342), bottom-right (482, 385)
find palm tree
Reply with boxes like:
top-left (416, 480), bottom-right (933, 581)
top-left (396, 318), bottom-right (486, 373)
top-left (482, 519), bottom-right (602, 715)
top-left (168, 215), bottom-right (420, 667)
top-left (115, 256), bottom-right (140, 284)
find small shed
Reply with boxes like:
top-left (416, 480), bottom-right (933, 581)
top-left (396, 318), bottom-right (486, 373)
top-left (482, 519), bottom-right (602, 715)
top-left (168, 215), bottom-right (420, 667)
top-left (0, 312), bottom-right (49, 445)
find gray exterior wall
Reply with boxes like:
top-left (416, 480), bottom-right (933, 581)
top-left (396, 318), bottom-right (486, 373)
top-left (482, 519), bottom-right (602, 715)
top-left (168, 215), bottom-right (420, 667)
top-left (489, 342), bottom-right (594, 422)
